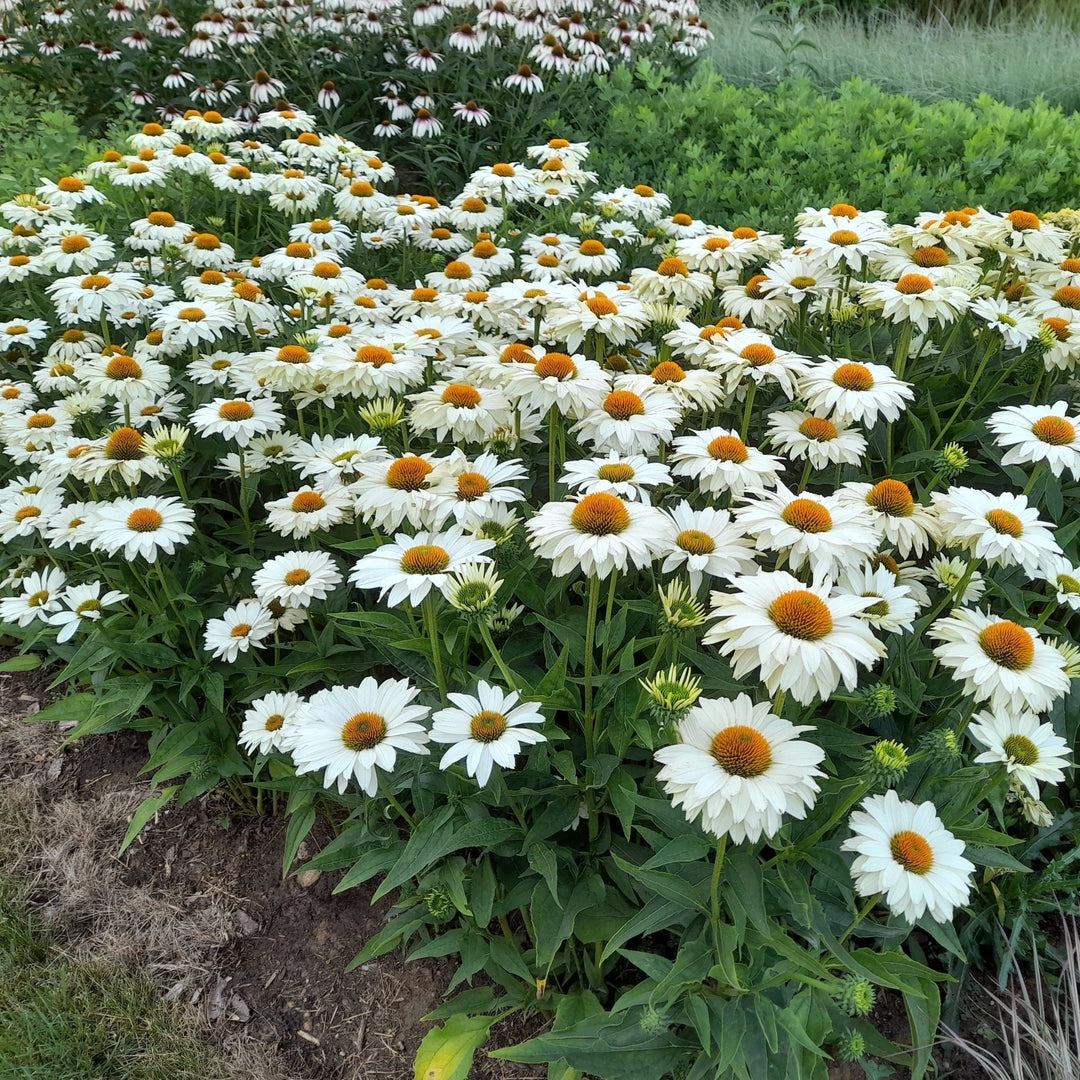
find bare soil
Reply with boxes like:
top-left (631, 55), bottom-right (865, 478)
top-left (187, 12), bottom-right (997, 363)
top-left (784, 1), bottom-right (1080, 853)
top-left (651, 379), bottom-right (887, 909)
top-left (0, 661), bottom-right (991, 1080)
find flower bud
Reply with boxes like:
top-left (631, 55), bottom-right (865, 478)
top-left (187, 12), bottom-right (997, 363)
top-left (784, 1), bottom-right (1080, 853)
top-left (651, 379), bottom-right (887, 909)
top-left (934, 442), bottom-right (969, 478)
top-left (658, 580), bottom-right (706, 632)
top-left (857, 682), bottom-right (897, 721)
top-left (865, 739), bottom-right (909, 787)
top-left (835, 975), bottom-right (876, 1017)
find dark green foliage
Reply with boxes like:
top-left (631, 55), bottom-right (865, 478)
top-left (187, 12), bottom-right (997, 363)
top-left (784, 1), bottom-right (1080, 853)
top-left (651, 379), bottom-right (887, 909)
top-left (582, 66), bottom-right (1080, 236)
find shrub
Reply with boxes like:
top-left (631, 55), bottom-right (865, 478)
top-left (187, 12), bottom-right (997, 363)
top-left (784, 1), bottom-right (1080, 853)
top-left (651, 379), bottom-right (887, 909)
top-left (0, 109), bottom-right (1078, 1079)
top-left (585, 69), bottom-right (1080, 237)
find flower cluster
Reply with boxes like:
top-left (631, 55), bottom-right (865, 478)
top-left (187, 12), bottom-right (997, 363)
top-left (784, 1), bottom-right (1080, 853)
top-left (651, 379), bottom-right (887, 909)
top-left (0, 0), bottom-right (709, 155)
top-left (0, 113), bottom-right (1077, 1058)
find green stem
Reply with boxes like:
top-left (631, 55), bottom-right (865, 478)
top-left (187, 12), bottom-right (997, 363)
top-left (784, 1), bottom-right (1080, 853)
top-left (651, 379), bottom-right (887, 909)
top-left (599, 568), bottom-right (619, 676)
top-left (839, 893), bottom-right (880, 945)
top-left (1022, 462), bottom-right (1046, 497)
top-left (478, 620), bottom-right (517, 690)
top-left (582, 575), bottom-right (602, 758)
top-left (378, 777), bottom-right (416, 828)
top-left (930, 337), bottom-right (999, 451)
top-left (739, 380), bottom-right (757, 443)
top-left (422, 593), bottom-right (448, 702)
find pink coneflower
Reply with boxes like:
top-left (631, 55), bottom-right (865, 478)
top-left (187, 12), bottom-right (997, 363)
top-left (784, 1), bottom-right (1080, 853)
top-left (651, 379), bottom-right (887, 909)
top-left (317, 81), bottom-right (339, 109)
top-left (504, 64), bottom-right (544, 94)
top-left (405, 46), bottom-right (442, 72)
top-left (412, 108), bottom-right (443, 138)
top-left (452, 100), bottom-right (491, 126)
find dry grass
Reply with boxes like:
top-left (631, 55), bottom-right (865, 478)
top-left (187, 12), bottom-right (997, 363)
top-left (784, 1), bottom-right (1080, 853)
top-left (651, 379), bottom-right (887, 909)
top-left (940, 917), bottom-right (1080, 1080)
top-left (0, 681), bottom-right (303, 1080)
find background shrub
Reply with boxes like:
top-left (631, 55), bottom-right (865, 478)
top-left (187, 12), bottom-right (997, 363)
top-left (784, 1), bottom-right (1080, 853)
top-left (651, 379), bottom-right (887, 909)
top-left (584, 68), bottom-right (1080, 236)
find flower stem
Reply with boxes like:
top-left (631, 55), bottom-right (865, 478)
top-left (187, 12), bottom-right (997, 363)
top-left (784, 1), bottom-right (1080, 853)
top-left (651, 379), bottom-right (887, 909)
top-left (739, 380), bottom-right (757, 442)
top-left (421, 593), bottom-right (448, 702)
top-left (839, 893), bottom-right (880, 945)
top-left (478, 620), bottom-right (517, 690)
top-left (931, 336), bottom-right (999, 451)
top-left (599, 568), bottom-right (619, 676)
top-left (582, 574), bottom-right (602, 758)
top-left (378, 777), bottom-right (415, 829)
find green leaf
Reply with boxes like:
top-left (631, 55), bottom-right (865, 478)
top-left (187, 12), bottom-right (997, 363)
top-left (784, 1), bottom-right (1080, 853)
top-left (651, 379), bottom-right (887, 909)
top-left (469, 857), bottom-right (496, 928)
top-left (0, 653), bottom-right (41, 671)
top-left (612, 854), bottom-right (710, 912)
top-left (601, 897), bottom-right (692, 964)
top-left (722, 848), bottom-right (769, 936)
top-left (118, 786), bottom-right (181, 855)
top-left (607, 768), bottom-right (637, 840)
top-left (491, 1010), bottom-right (691, 1079)
top-left (527, 842), bottom-right (562, 908)
top-left (412, 1014), bottom-right (496, 1080)
top-left (283, 802), bottom-right (316, 878)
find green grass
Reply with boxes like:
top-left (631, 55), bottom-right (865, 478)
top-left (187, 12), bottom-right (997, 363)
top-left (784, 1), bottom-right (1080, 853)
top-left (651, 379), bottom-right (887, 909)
top-left (0, 886), bottom-right (231, 1080)
top-left (701, 0), bottom-right (1080, 111)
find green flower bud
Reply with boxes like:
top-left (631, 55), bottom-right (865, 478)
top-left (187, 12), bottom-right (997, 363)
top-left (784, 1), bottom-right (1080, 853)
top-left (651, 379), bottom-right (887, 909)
top-left (828, 301), bottom-right (863, 331)
top-left (835, 975), bottom-right (877, 1018)
top-left (487, 603), bottom-right (523, 636)
top-left (424, 886), bottom-right (455, 922)
top-left (836, 1030), bottom-right (866, 1062)
top-left (935, 442), bottom-right (969, 479)
top-left (918, 726), bottom-right (961, 765)
top-left (866, 739), bottom-right (910, 787)
top-left (358, 396), bottom-right (405, 435)
top-left (658, 580), bottom-right (706, 632)
top-left (857, 682), bottom-right (897, 721)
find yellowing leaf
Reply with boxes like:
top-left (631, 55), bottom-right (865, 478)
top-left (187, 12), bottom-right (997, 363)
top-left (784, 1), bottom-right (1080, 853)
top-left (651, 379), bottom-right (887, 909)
top-left (412, 1014), bottom-right (496, 1080)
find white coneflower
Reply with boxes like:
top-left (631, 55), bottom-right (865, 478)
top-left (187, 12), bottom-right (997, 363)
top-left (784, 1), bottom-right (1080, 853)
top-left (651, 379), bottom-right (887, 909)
top-left (46, 582), bottom-right (127, 643)
top-left (836, 479), bottom-right (941, 558)
top-left (560, 452), bottom-right (671, 504)
top-left (0, 567), bottom-right (68, 626)
top-left (501, 349), bottom-right (610, 420)
top-left (1043, 556), bottom-right (1080, 612)
top-left (287, 433), bottom-right (388, 482)
top-left (571, 380), bottom-right (681, 456)
top-left (843, 790), bottom-right (973, 924)
top-left (799, 358), bottom-right (914, 425)
top-left (735, 484), bottom-right (879, 579)
top-left (289, 678), bottom-right (431, 795)
top-left (252, 551), bottom-right (342, 609)
top-left (655, 694), bottom-right (825, 843)
top-left (986, 401), bottom-right (1080, 479)
top-left (765, 410), bottom-right (867, 471)
top-left (526, 492), bottom-right (669, 578)
top-left (669, 427), bottom-right (783, 497)
top-left (932, 487), bottom-right (1061, 577)
top-left (836, 564), bottom-right (919, 634)
top-left (189, 396), bottom-right (284, 446)
top-left (659, 502), bottom-right (757, 590)
top-left (203, 599), bottom-right (277, 663)
top-left (238, 690), bottom-right (307, 755)
top-left (352, 453), bottom-right (453, 532)
top-left (86, 495), bottom-right (195, 561)
top-left (429, 451), bottom-right (528, 526)
top-left (430, 681), bottom-right (546, 786)
top-left (929, 608), bottom-right (1069, 715)
top-left (703, 570), bottom-right (886, 705)
top-left (264, 483), bottom-right (353, 539)
top-left (407, 379), bottom-right (513, 443)
top-left (858, 272), bottom-right (969, 332)
top-left (968, 709), bottom-right (1071, 799)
